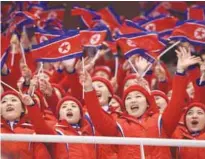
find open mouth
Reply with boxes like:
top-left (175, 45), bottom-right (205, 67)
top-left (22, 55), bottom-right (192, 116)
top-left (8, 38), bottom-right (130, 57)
top-left (191, 120), bottom-right (199, 126)
top-left (96, 92), bottom-right (102, 98)
top-left (131, 105), bottom-right (139, 111)
top-left (6, 107), bottom-right (15, 112)
top-left (66, 112), bottom-right (73, 118)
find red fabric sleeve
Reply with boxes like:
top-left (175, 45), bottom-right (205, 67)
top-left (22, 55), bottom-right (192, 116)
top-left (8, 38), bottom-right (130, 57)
top-left (59, 75), bottom-right (70, 92)
top-left (27, 103), bottom-right (56, 135)
top-left (67, 71), bottom-right (83, 102)
top-left (187, 66), bottom-right (201, 102)
top-left (116, 64), bottom-right (127, 97)
top-left (84, 90), bottom-right (119, 136)
top-left (162, 74), bottom-right (188, 137)
top-left (50, 70), bottom-right (66, 83)
top-left (45, 90), bottom-right (60, 116)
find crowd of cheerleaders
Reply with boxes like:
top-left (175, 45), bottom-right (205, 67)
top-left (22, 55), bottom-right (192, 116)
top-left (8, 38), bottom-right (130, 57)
top-left (1, 1), bottom-right (205, 159)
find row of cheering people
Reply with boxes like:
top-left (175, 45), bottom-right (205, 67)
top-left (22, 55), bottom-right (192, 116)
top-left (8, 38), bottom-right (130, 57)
top-left (1, 43), bottom-right (205, 159)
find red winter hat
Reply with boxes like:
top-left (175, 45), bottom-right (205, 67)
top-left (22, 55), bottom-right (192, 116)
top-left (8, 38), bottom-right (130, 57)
top-left (151, 90), bottom-right (169, 104)
top-left (92, 66), bottom-right (112, 79)
top-left (122, 85), bottom-right (158, 115)
top-left (184, 102), bottom-right (205, 129)
top-left (92, 77), bottom-right (114, 96)
top-left (56, 96), bottom-right (84, 119)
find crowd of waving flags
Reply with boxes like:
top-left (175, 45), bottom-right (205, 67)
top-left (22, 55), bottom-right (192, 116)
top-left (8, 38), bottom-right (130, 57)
top-left (1, 1), bottom-right (205, 68)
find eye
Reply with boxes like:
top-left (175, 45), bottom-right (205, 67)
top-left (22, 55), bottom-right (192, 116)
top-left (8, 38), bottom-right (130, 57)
top-left (1, 101), bottom-right (6, 104)
top-left (12, 99), bottom-right (17, 102)
top-left (135, 95), bottom-right (141, 98)
top-left (187, 111), bottom-right (193, 115)
top-left (198, 111), bottom-right (204, 115)
top-left (126, 97), bottom-right (131, 100)
top-left (62, 105), bottom-right (66, 109)
top-left (72, 105), bottom-right (77, 108)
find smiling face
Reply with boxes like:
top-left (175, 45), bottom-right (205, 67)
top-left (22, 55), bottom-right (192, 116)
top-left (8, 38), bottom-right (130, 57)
top-left (154, 96), bottom-right (167, 113)
top-left (59, 100), bottom-right (81, 124)
top-left (1, 94), bottom-right (24, 121)
top-left (93, 81), bottom-right (111, 106)
top-left (186, 107), bottom-right (205, 133)
top-left (186, 82), bottom-right (195, 99)
top-left (125, 91), bottom-right (148, 118)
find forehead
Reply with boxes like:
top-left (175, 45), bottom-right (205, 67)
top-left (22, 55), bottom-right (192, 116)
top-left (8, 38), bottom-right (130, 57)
top-left (188, 106), bottom-right (205, 112)
top-left (61, 100), bottom-right (78, 106)
top-left (126, 79), bottom-right (136, 84)
top-left (154, 95), bottom-right (163, 99)
top-left (2, 94), bottom-right (20, 101)
top-left (93, 81), bottom-right (106, 86)
top-left (95, 70), bottom-right (108, 74)
top-left (127, 91), bottom-right (144, 96)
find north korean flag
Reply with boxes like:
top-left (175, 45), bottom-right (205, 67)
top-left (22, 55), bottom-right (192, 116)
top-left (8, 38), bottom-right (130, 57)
top-left (116, 32), bottom-right (166, 59)
top-left (80, 26), bottom-right (107, 47)
top-left (169, 20), bottom-right (205, 46)
top-left (140, 15), bottom-right (178, 37)
top-left (31, 30), bottom-right (83, 62)
top-left (116, 20), bottom-right (146, 35)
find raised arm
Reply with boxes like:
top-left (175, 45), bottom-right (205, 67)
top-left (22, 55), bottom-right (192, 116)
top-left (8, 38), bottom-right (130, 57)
top-left (79, 70), bottom-right (119, 136)
top-left (162, 46), bottom-right (201, 137)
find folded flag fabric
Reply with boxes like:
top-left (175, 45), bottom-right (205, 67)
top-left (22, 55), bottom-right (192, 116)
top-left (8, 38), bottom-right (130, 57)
top-left (116, 19), bottom-right (146, 35)
top-left (34, 28), bottom-right (62, 44)
top-left (103, 41), bottom-right (118, 56)
top-left (186, 7), bottom-right (205, 21)
top-left (95, 6), bottom-right (122, 31)
top-left (71, 6), bottom-right (100, 28)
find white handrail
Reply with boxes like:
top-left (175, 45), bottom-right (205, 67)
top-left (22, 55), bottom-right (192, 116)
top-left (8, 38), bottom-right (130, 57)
top-left (1, 134), bottom-right (205, 147)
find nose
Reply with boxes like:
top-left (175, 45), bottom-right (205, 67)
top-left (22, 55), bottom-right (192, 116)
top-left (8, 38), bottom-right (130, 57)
top-left (192, 113), bottom-right (198, 119)
top-left (130, 98), bottom-right (136, 104)
top-left (6, 100), bottom-right (13, 106)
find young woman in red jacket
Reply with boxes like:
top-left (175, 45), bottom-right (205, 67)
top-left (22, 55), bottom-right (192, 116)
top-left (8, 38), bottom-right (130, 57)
top-left (173, 102), bottom-right (205, 159)
top-left (79, 46), bottom-right (201, 159)
top-left (21, 93), bottom-right (96, 159)
top-left (1, 91), bottom-right (51, 159)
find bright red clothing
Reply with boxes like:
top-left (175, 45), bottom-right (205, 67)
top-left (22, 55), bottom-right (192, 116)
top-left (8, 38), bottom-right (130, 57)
top-left (84, 74), bottom-right (187, 159)
top-left (0, 116), bottom-right (51, 159)
top-left (27, 102), bottom-right (96, 159)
